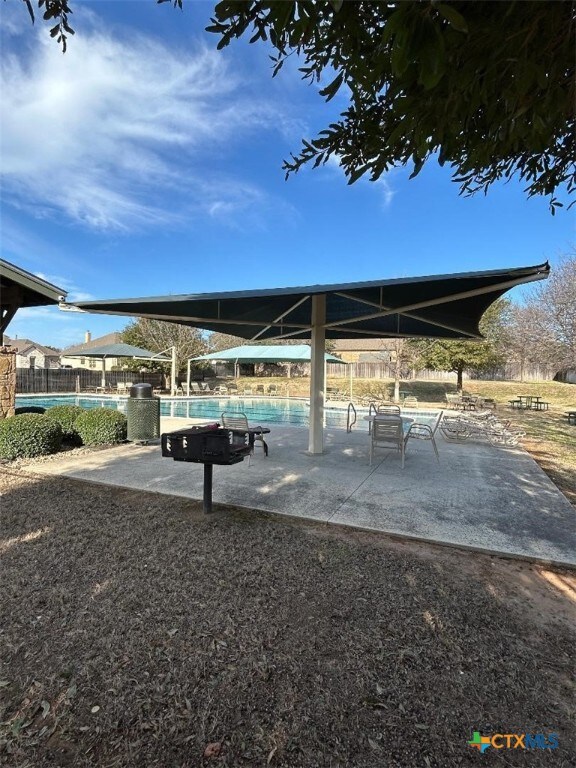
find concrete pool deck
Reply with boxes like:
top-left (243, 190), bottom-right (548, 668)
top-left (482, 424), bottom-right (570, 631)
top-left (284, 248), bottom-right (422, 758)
top-left (29, 416), bottom-right (576, 567)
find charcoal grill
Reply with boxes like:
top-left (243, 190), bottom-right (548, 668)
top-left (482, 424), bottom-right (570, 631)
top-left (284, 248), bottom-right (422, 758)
top-left (161, 424), bottom-right (251, 513)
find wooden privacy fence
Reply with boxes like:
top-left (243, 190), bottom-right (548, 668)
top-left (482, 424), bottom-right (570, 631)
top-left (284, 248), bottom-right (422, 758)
top-left (326, 362), bottom-right (458, 380)
top-left (16, 368), bottom-right (162, 394)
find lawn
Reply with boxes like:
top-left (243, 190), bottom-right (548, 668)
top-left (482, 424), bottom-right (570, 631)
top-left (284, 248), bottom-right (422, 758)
top-left (1, 468), bottom-right (574, 767)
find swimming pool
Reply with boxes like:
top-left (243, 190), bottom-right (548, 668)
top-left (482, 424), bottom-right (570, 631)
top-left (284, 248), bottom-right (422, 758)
top-left (15, 395), bottom-right (440, 429)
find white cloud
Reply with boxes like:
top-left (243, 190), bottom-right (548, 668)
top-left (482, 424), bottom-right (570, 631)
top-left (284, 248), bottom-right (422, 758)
top-left (0, 19), bottom-right (287, 231)
top-left (323, 154), bottom-right (396, 209)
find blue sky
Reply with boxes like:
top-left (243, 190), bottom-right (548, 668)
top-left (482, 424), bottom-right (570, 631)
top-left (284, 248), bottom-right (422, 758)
top-left (1, 1), bottom-right (573, 349)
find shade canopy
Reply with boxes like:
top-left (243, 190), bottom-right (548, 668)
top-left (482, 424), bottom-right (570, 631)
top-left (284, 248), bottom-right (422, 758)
top-left (73, 263), bottom-right (550, 453)
top-left (74, 263), bottom-right (549, 342)
top-left (65, 343), bottom-right (171, 388)
top-left (1, 258), bottom-right (67, 340)
top-left (193, 344), bottom-right (346, 364)
top-left (64, 343), bottom-right (170, 360)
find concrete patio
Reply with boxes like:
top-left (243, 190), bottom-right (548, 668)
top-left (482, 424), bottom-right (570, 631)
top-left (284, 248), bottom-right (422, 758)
top-left (30, 416), bottom-right (576, 567)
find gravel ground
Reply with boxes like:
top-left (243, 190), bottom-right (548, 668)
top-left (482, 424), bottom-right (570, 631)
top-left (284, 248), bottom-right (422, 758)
top-left (1, 467), bottom-right (574, 768)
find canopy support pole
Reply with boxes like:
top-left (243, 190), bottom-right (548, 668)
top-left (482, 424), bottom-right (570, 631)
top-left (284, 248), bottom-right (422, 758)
top-left (308, 294), bottom-right (326, 455)
top-left (101, 358), bottom-right (106, 388)
top-left (171, 346), bottom-right (176, 397)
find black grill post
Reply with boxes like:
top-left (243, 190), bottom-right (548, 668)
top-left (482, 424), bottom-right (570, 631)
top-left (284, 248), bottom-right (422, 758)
top-left (203, 463), bottom-right (213, 514)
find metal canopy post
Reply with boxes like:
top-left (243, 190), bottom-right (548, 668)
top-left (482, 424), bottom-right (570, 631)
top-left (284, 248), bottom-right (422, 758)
top-left (309, 294), bottom-right (326, 455)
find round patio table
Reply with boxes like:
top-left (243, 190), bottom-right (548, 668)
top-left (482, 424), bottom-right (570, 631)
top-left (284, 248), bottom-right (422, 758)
top-left (363, 415), bottom-right (414, 433)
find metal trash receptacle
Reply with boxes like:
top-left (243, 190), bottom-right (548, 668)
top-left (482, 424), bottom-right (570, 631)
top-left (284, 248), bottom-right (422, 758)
top-left (127, 383), bottom-right (160, 443)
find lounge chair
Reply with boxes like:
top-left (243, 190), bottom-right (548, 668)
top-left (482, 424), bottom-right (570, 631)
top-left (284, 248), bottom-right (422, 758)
top-left (117, 382), bottom-right (132, 395)
top-left (189, 382), bottom-right (206, 396)
top-left (221, 412), bottom-right (270, 458)
top-left (369, 414), bottom-right (407, 468)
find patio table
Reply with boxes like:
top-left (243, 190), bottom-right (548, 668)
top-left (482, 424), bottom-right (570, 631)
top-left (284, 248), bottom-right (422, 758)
top-left (363, 415), bottom-right (414, 434)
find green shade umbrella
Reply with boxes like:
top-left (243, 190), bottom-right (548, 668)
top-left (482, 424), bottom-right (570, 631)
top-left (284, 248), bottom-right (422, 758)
top-left (65, 343), bottom-right (170, 387)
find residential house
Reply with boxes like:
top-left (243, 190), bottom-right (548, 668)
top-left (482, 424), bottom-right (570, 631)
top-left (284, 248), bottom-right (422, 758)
top-left (3, 336), bottom-right (61, 369)
top-left (331, 339), bottom-right (398, 363)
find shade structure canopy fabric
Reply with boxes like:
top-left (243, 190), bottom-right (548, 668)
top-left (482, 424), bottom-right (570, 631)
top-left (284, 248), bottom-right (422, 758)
top-left (73, 263), bottom-right (550, 453)
top-left (65, 343), bottom-right (170, 388)
top-left (193, 344), bottom-right (345, 364)
top-left (74, 263), bottom-right (549, 342)
top-left (64, 343), bottom-right (170, 360)
top-left (1, 258), bottom-right (67, 340)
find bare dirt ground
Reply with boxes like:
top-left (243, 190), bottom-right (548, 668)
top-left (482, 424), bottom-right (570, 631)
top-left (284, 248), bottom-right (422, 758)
top-left (1, 468), bottom-right (575, 768)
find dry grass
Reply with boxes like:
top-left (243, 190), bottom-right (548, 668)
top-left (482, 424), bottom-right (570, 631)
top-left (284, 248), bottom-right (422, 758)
top-left (1, 468), bottom-right (575, 767)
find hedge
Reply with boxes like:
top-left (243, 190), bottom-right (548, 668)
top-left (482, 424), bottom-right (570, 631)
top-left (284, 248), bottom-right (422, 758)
top-left (45, 404), bottom-right (86, 443)
top-left (0, 414), bottom-right (63, 460)
top-left (74, 408), bottom-right (127, 446)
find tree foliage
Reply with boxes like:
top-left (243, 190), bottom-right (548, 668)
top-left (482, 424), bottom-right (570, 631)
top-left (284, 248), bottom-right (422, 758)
top-left (207, 1), bottom-right (575, 211)
top-left (121, 318), bottom-right (207, 376)
top-left (408, 299), bottom-right (511, 389)
top-left (507, 254), bottom-right (576, 375)
top-left (16, 0), bottom-right (575, 210)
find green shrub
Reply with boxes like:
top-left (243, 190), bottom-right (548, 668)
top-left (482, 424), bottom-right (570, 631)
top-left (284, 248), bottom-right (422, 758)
top-left (74, 408), bottom-right (127, 446)
top-left (0, 414), bottom-right (63, 460)
top-left (45, 405), bottom-right (86, 443)
top-left (15, 405), bottom-right (46, 414)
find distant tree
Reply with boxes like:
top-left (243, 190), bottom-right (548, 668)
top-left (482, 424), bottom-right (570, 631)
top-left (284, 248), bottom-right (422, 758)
top-left (121, 318), bottom-right (207, 381)
top-left (517, 254), bottom-right (576, 374)
top-left (408, 299), bottom-right (510, 390)
top-left (16, 1), bottom-right (575, 210)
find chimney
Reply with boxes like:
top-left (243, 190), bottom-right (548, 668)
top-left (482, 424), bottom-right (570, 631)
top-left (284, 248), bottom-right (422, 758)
top-left (85, 331), bottom-right (91, 344)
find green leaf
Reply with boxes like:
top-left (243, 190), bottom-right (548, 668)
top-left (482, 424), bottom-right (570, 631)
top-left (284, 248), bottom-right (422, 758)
top-left (436, 4), bottom-right (468, 33)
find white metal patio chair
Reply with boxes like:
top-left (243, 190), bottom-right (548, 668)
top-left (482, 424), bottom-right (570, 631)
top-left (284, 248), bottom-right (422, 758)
top-left (405, 411), bottom-right (442, 462)
top-left (369, 414), bottom-right (407, 468)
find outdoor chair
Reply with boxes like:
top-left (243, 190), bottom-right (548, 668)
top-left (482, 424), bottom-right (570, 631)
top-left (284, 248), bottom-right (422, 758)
top-left (367, 402), bottom-right (400, 434)
top-left (117, 382), bottom-right (130, 395)
top-left (189, 382), bottom-right (206, 395)
top-left (267, 384), bottom-right (279, 396)
top-left (405, 412), bottom-right (442, 462)
top-left (221, 412), bottom-right (270, 460)
top-left (200, 382), bottom-right (212, 393)
top-left (243, 386), bottom-right (254, 395)
top-left (445, 393), bottom-right (464, 410)
top-left (403, 396), bottom-right (419, 409)
top-left (369, 414), bottom-right (407, 468)
top-left (256, 384), bottom-right (265, 395)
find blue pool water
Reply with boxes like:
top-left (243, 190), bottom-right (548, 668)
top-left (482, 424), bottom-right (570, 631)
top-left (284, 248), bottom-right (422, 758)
top-left (15, 395), bottom-right (440, 429)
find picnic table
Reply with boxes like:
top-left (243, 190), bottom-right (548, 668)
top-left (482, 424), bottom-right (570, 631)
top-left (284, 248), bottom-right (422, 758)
top-left (509, 395), bottom-right (550, 411)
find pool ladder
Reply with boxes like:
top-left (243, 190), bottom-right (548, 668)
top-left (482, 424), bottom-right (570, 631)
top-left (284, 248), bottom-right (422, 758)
top-left (346, 402), bottom-right (357, 433)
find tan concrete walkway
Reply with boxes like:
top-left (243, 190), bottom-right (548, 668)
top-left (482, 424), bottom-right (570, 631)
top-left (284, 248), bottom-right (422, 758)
top-left (30, 416), bottom-right (576, 567)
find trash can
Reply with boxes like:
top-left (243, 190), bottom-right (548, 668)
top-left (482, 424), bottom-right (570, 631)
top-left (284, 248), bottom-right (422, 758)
top-left (127, 383), bottom-right (160, 443)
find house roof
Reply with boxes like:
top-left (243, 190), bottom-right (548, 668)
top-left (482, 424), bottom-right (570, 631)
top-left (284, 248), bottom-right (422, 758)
top-left (3, 336), bottom-right (60, 357)
top-left (61, 332), bottom-right (122, 356)
top-left (331, 339), bottom-right (397, 351)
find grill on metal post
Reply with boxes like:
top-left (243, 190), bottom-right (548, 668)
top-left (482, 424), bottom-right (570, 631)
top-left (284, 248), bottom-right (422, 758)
top-left (127, 382), bottom-right (160, 444)
top-left (161, 425), bottom-right (251, 513)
